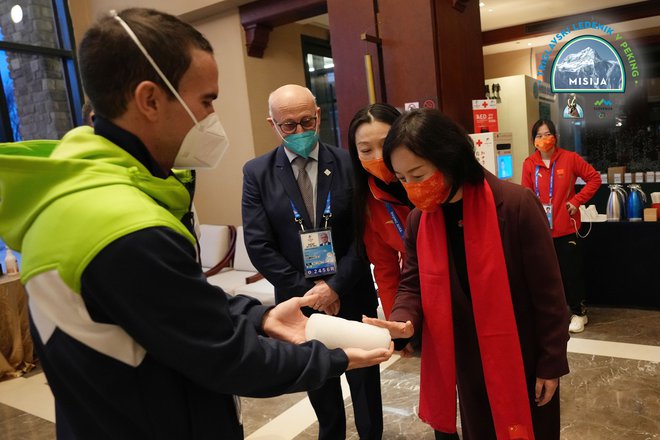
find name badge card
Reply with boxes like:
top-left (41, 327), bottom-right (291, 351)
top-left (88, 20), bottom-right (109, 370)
top-left (300, 228), bottom-right (337, 278)
top-left (543, 203), bottom-right (553, 229)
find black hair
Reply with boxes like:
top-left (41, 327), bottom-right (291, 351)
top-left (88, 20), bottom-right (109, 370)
top-left (531, 119), bottom-right (557, 143)
top-left (347, 103), bottom-right (407, 258)
top-left (383, 109), bottom-right (484, 192)
top-left (78, 8), bottom-right (213, 120)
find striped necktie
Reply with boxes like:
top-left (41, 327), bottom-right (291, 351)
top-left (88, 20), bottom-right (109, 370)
top-left (292, 156), bottom-right (314, 225)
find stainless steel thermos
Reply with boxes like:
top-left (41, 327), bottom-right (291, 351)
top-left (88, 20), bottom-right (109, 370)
top-left (606, 184), bottom-right (627, 221)
top-left (626, 184), bottom-right (647, 222)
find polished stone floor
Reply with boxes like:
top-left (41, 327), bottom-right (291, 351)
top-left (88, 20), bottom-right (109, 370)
top-left (1, 307), bottom-right (659, 440)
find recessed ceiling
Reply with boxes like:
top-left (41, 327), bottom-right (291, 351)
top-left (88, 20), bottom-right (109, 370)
top-left (299, 0), bottom-right (659, 54)
top-left (479, 0), bottom-right (647, 31)
top-left (479, 0), bottom-right (660, 54)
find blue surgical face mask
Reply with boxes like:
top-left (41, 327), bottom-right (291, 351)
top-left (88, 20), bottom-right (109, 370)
top-left (282, 131), bottom-right (319, 158)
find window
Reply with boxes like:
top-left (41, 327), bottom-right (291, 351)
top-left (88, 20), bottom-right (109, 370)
top-left (0, 0), bottom-right (82, 142)
top-left (302, 35), bottom-right (340, 147)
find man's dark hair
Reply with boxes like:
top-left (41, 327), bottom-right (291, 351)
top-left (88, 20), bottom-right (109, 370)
top-left (383, 109), bottom-right (484, 188)
top-left (78, 8), bottom-right (213, 120)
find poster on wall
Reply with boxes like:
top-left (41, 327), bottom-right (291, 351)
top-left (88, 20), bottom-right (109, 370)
top-left (472, 99), bottom-right (498, 133)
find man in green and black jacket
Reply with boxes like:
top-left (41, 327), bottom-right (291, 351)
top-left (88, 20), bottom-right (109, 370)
top-left (0, 8), bottom-right (392, 440)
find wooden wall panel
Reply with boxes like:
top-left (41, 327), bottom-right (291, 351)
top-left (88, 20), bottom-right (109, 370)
top-left (378, 0), bottom-right (438, 110)
top-left (327, 0), bottom-right (381, 148)
top-left (433, 0), bottom-right (484, 131)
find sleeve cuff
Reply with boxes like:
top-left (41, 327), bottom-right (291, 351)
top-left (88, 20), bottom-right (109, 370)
top-left (246, 304), bottom-right (275, 336)
top-left (328, 347), bottom-right (349, 376)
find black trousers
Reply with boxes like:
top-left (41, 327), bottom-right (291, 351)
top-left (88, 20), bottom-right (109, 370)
top-left (553, 234), bottom-right (586, 315)
top-left (307, 364), bottom-right (383, 440)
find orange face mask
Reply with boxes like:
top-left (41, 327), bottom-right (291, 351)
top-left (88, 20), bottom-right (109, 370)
top-left (402, 170), bottom-right (451, 212)
top-left (360, 157), bottom-right (396, 183)
top-left (534, 135), bottom-right (556, 153)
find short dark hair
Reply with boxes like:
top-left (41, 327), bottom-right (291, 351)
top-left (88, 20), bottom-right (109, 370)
top-left (531, 119), bottom-right (557, 143)
top-left (383, 109), bottom-right (484, 187)
top-left (78, 8), bottom-right (213, 120)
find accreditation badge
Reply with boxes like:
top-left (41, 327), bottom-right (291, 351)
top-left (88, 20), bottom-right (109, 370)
top-left (543, 203), bottom-right (554, 229)
top-left (300, 228), bottom-right (337, 278)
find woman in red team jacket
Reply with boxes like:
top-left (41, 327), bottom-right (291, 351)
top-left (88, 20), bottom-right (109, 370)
top-left (521, 120), bottom-right (601, 333)
top-left (348, 104), bottom-right (412, 319)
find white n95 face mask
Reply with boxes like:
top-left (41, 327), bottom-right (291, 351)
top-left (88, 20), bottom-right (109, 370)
top-left (111, 10), bottom-right (229, 169)
top-left (173, 112), bottom-right (228, 169)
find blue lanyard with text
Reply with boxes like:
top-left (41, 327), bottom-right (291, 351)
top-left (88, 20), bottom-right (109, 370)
top-left (290, 192), bottom-right (332, 231)
top-left (384, 202), bottom-right (405, 241)
top-left (535, 162), bottom-right (555, 201)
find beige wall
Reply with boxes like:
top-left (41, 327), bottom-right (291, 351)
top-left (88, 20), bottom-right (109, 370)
top-left (484, 48), bottom-right (534, 79)
top-left (244, 23), bottom-right (330, 157)
top-left (192, 11), bottom-right (255, 226)
top-left (85, 0), bottom-right (249, 22)
top-left (68, 0), bottom-right (92, 44)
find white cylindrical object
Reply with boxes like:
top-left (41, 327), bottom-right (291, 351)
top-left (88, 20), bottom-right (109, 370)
top-left (4, 248), bottom-right (18, 274)
top-left (305, 314), bottom-right (391, 350)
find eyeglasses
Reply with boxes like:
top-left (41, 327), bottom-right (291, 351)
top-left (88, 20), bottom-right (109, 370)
top-left (535, 132), bottom-right (554, 139)
top-left (276, 117), bottom-right (317, 135)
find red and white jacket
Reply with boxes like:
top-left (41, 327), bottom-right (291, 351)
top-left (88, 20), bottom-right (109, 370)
top-left (363, 178), bottom-right (411, 318)
top-left (521, 147), bottom-right (601, 238)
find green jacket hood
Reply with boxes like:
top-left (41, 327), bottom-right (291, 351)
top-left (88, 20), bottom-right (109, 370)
top-left (0, 126), bottom-right (193, 252)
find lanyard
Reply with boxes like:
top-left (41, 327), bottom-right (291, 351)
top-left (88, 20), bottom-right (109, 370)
top-left (290, 192), bottom-right (332, 231)
top-left (535, 162), bottom-right (555, 201)
top-left (384, 202), bottom-right (405, 241)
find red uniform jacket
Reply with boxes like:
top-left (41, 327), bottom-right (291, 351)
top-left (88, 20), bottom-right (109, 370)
top-left (521, 147), bottom-right (601, 238)
top-left (363, 177), bottom-right (411, 318)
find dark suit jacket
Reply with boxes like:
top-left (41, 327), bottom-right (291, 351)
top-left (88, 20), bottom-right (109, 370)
top-left (242, 143), bottom-right (377, 319)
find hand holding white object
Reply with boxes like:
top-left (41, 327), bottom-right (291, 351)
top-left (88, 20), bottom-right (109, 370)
top-left (344, 344), bottom-right (394, 370)
top-left (262, 294), bottom-right (320, 344)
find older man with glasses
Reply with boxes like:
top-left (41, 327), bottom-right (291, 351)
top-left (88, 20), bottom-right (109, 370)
top-left (241, 84), bottom-right (384, 440)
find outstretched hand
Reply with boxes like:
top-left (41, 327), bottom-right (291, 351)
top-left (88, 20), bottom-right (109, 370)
top-left (262, 294), bottom-right (320, 344)
top-left (362, 316), bottom-right (415, 340)
top-left (344, 342), bottom-right (394, 370)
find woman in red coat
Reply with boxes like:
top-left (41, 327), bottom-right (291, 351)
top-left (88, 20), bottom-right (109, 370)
top-left (348, 104), bottom-right (412, 319)
top-left (365, 109), bottom-right (569, 440)
top-left (521, 119), bottom-right (601, 333)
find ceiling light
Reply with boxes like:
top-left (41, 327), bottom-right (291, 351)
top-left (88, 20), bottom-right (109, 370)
top-left (479, 2), bottom-right (485, 7)
top-left (488, 8), bottom-right (494, 12)
top-left (528, 43), bottom-right (532, 46)
top-left (11, 5), bottom-right (23, 24)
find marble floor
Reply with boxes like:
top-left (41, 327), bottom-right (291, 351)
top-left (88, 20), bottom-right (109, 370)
top-left (1, 307), bottom-right (658, 439)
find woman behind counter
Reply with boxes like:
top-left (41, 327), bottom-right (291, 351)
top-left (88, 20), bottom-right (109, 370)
top-left (521, 119), bottom-right (601, 333)
top-left (347, 103), bottom-right (412, 319)
top-left (365, 109), bottom-right (569, 440)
